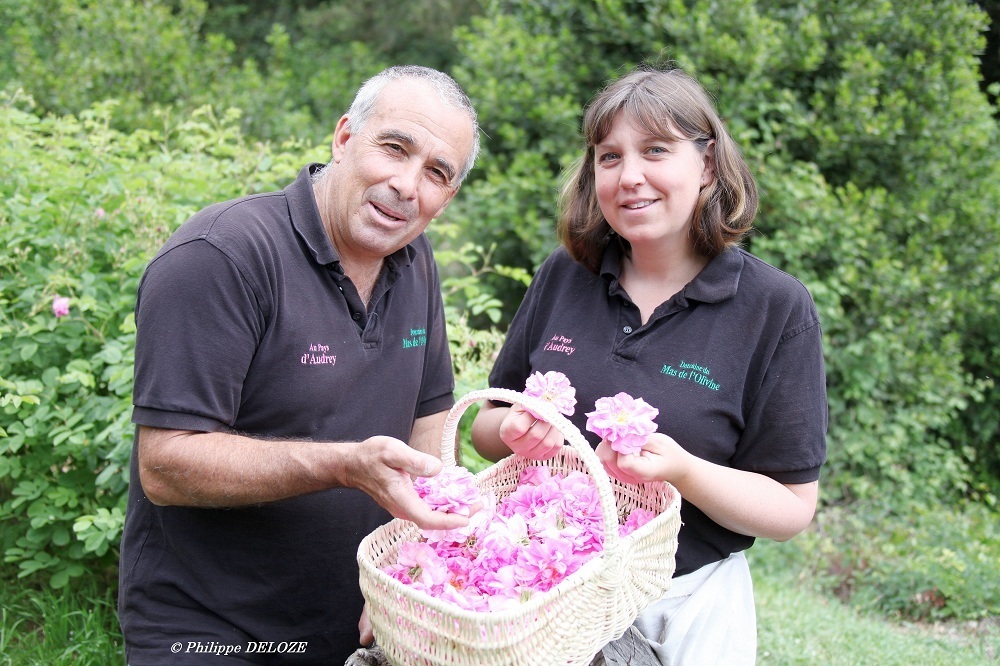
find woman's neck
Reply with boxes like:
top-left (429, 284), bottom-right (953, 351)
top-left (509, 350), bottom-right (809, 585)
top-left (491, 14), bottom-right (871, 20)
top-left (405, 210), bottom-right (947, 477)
top-left (620, 243), bottom-right (709, 324)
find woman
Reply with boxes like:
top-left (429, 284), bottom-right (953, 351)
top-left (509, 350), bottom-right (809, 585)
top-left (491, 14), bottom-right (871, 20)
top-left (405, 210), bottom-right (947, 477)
top-left (471, 64), bottom-right (827, 665)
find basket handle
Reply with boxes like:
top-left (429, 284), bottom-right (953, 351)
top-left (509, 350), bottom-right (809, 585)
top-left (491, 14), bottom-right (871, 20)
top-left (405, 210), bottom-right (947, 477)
top-left (439, 387), bottom-right (620, 552)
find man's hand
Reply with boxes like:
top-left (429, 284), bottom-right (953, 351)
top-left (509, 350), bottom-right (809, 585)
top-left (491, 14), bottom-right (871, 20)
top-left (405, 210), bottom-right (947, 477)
top-left (358, 603), bottom-right (374, 647)
top-left (343, 436), bottom-right (474, 531)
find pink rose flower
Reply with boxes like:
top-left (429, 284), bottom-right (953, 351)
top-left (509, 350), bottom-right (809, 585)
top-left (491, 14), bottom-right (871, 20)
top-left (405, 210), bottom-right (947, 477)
top-left (393, 541), bottom-right (449, 592)
top-left (413, 466), bottom-right (481, 516)
top-left (52, 296), bottom-right (71, 318)
top-left (585, 392), bottom-right (659, 455)
top-left (619, 508), bottom-right (657, 537)
top-left (523, 370), bottom-right (577, 417)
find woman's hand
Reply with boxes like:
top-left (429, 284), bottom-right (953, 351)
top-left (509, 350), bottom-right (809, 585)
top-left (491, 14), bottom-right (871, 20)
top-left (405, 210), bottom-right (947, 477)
top-left (497, 405), bottom-right (565, 460)
top-left (596, 432), bottom-right (688, 485)
top-left (597, 433), bottom-right (820, 541)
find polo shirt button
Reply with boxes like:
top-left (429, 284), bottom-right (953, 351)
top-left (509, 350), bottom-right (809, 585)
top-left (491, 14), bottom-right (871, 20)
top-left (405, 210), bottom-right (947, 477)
top-left (352, 312), bottom-right (360, 320)
top-left (623, 326), bottom-right (633, 334)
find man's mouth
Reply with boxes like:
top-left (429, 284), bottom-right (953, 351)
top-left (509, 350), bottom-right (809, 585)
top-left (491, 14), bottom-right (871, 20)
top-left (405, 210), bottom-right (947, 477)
top-left (370, 200), bottom-right (407, 222)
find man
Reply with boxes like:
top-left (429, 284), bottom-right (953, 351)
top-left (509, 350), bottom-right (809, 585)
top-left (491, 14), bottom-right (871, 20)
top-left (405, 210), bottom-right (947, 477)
top-left (119, 66), bottom-right (480, 665)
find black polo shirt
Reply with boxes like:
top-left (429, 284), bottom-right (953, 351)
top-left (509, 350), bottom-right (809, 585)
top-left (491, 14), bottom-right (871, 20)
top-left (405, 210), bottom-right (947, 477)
top-left (489, 245), bottom-right (827, 576)
top-left (121, 164), bottom-right (455, 665)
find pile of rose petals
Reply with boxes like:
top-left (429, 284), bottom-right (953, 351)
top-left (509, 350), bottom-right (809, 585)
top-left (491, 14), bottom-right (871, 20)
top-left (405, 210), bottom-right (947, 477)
top-left (387, 466), bottom-right (656, 612)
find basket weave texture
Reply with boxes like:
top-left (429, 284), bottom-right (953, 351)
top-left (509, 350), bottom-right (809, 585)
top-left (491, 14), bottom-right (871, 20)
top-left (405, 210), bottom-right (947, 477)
top-left (357, 388), bottom-right (682, 666)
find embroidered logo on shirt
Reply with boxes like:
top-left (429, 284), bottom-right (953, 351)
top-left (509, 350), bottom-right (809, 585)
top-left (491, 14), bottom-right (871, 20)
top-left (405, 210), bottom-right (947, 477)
top-left (403, 328), bottom-right (427, 349)
top-left (543, 333), bottom-right (576, 356)
top-left (660, 360), bottom-right (720, 391)
top-left (301, 342), bottom-right (337, 366)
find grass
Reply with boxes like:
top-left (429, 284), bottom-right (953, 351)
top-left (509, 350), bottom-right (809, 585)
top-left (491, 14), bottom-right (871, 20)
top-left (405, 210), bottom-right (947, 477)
top-left (1, 559), bottom-right (996, 665)
top-left (0, 578), bottom-right (122, 666)
top-left (750, 540), bottom-right (999, 665)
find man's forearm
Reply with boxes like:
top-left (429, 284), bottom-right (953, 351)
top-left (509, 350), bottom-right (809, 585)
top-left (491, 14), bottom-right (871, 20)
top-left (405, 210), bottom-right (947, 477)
top-left (137, 426), bottom-right (345, 507)
top-left (137, 420), bottom-right (476, 531)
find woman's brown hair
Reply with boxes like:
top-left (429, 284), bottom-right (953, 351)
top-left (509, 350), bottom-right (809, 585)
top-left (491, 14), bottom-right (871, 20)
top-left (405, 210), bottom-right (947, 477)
top-left (558, 64), bottom-right (758, 273)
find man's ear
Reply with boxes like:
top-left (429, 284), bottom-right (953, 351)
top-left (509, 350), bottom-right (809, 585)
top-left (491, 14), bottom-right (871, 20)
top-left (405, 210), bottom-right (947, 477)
top-left (331, 115), bottom-right (351, 164)
top-left (431, 185), bottom-right (461, 220)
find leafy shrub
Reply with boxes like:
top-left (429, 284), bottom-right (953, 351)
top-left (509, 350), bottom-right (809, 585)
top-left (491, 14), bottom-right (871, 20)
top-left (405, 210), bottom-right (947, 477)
top-left (758, 501), bottom-right (1000, 622)
top-left (0, 99), bottom-right (318, 587)
top-left (446, 314), bottom-right (505, 474)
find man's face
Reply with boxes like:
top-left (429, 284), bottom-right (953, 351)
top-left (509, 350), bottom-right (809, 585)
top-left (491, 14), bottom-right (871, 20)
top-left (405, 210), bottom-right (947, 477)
top-left (322, 79), bottom-right (475, 265)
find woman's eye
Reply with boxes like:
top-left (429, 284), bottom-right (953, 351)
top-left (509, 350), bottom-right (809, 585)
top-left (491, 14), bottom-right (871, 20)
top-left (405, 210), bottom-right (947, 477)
top-left (597, 152), bottom-right (619, 163)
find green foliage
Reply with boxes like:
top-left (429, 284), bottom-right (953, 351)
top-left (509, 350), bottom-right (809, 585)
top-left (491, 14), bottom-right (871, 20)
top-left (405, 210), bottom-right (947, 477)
top-left (204, 0), bottom-right (483, 71)
top-left (0, 97), bottom-right (320, 588)
top-left (0, 574), bottom-right (123, 665)
top-left (752, 542), bottom-right (1000, 664)
top-left (0, 0), bottom-right (388, 142)
top-left (758, 501), bottom-right (1000, 623)
top-left (4, 0), bottom-right (231, 129)
top-left (446, 314), bottom-right (505, 473)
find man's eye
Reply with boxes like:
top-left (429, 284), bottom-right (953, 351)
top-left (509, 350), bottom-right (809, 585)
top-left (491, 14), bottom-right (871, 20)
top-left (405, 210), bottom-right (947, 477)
top-left (386, 143), bottom-right (404, 153)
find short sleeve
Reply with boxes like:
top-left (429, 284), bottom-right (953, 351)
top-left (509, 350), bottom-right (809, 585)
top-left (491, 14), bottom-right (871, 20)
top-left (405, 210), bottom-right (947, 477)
top-left (732, 318), bottom-right (828, 483)
top-left (487, 267), bottom-right (546, 397)
top-left (415, 255), bottom-right (455, 418)
top-left (132, 239), bottom-right (263, 431)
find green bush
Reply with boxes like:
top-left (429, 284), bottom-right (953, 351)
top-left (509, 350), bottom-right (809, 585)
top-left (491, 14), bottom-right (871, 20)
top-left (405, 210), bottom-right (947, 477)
top-left (756, 501), bottom-right (1000, 622)
top-left (0, 99), bottom-right (319, 588)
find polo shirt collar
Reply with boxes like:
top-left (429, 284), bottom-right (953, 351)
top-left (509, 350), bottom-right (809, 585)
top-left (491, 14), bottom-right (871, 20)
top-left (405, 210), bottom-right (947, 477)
top-left (599, 242), bottom-right (742, 305)
top-left (285, 163), bottom-right (416, 271)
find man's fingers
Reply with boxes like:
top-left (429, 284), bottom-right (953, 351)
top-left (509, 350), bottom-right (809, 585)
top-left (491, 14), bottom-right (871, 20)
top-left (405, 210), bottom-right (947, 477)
top-left (388, 445), bottom-right (442, 478)
top-left (405, 500), bottom-right (472, 530)
top-left (358, 604), bottom-right (374, 646)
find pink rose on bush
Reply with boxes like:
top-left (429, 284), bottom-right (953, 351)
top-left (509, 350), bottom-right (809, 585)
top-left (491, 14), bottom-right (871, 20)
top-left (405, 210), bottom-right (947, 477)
top-left (523, 370), bottom-right (577, 418)
top-left (585, 392), bottom-right (659, 455)
top-left (52, 296), bottom-right (71, 318)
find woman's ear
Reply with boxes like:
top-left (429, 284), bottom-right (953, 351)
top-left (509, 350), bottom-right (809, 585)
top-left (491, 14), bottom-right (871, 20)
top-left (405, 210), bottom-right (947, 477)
top-left (701, 139), bottom-right (716, 188)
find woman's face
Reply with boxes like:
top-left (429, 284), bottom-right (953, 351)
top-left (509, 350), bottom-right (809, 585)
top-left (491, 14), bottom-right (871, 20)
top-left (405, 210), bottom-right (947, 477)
top-left (593, 113), bottom-right (713, 253)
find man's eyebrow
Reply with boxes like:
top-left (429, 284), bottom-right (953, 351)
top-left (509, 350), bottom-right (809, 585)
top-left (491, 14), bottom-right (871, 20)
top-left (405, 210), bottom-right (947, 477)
top-left (376, 129), bottom-right (416, 147)
top-left (376, 129), bottom-right (457, 184)
top-left (432, 157), bottom-right (456, 183)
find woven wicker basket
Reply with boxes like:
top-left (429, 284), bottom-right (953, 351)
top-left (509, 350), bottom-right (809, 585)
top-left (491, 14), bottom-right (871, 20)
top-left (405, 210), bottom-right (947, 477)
top-left (357, 388), bottom-right (682, 666)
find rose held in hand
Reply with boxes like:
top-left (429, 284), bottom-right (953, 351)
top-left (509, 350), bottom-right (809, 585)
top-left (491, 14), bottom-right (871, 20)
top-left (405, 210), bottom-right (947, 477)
top-left (523, 370), bottom-right (577, 418)
top-left (585, 392), bottom-right (659, 455)
top-left (413, 466), bottom-right (480, 516)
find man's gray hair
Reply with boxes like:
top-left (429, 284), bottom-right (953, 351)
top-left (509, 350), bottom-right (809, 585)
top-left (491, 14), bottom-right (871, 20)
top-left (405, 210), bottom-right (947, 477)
top-left (346, 65), bottom-right (480, 185)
